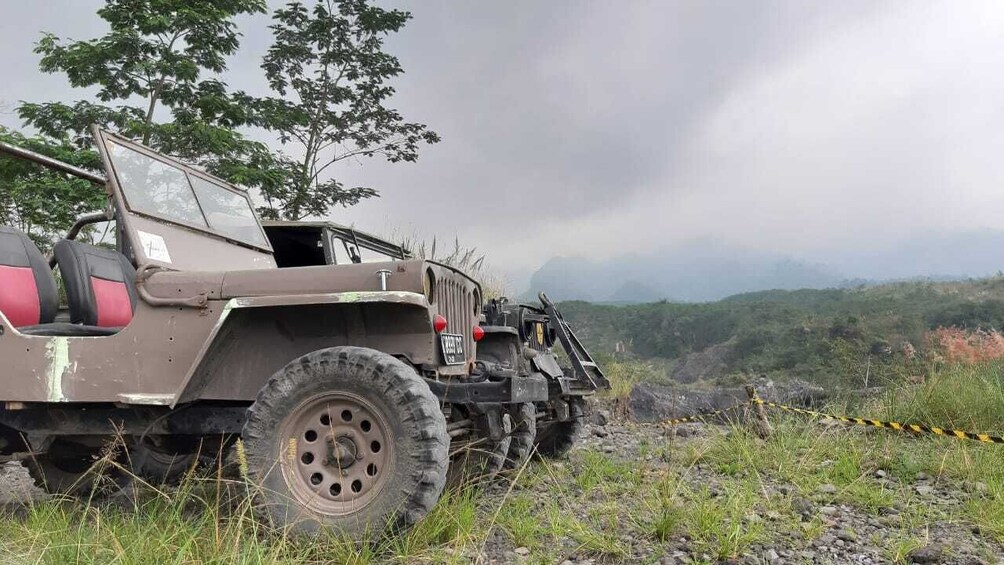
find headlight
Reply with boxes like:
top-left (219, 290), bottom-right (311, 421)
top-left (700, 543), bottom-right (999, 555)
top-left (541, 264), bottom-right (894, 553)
top-left (424, 268), bottom-right (436, 304)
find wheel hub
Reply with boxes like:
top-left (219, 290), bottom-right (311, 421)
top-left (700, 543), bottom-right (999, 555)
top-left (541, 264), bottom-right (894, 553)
top-left (326, 435), bottom-right (359, 468)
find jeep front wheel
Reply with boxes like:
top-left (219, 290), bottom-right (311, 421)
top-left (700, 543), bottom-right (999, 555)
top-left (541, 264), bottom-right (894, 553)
top-left (242, 346), bottom-right (449, 535)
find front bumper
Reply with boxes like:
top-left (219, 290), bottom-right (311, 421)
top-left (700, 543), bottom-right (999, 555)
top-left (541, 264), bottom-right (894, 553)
top-left (424, 373), bottom-right (549, 404)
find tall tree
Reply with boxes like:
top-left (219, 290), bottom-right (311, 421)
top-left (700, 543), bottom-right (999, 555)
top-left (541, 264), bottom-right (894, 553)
top-left (249, 0), bottom-right (440, 220)
top-left (19, 0), bottom-right (265, 156)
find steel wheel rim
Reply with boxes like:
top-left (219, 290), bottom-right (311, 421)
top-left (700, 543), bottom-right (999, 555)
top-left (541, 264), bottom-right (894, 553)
top-left (279, 391), bottom-right (394, 516)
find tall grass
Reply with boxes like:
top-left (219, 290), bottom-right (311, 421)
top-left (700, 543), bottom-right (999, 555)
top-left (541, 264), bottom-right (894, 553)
top-left (0, 456), bottom-right (640, 564)
top-left (0, 476), bottom-right (497, 564)
top-left (4, 361), bottom-right (1004, 563)
top-left (0, 479), bottom-right (321, 563)
top-left (876, 360), bottom-right (1004, 433)
top-left (396, 233), bottom-right (507, 299)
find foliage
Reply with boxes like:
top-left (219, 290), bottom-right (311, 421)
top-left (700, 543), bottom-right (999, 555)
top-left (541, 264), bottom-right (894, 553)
top-left (879, 359), bottom-right (1004, 432)
top-left (246, 0), bottom-right (440, 220)
top-left (0, 128), bottom-right (106, 249)
top-left (15, 0), bottom-right (437, 225)
top-left (399, 233), bottom-right (506, 299)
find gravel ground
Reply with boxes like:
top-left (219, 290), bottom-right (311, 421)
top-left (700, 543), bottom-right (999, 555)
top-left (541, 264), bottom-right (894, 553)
top-left (2, 420), bottom-right (1002, 564)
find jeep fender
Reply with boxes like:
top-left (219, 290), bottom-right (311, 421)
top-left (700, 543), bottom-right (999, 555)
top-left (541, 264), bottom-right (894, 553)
top-left (174, 291), bottom-right (436, 405)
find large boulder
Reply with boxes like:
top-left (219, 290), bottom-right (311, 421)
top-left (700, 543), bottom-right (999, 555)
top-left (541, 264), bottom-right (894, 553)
top-left (670, 340), bottom-right (733, 384)
top-left (628, 377), bottom-right (827, 423)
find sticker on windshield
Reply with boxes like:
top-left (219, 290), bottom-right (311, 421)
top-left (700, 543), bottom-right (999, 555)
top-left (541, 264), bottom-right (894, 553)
top-left (137, 230), bottom-right (172, 264)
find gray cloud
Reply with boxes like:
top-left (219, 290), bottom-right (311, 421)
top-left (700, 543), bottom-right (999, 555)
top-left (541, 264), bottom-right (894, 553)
top-left (2, 1), bottom-right (1003, 292)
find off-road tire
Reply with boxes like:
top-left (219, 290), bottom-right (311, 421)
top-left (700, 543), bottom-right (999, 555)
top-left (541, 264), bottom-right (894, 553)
top-left (25, 438), bottom-right (128, 496)
top-left (131, 445), bottom-right (195, 485)
top-left (534, 417), bottom-right (583, 459)
top-left (503, 403), bottom-right (536, 471)
top-left (445, 414), bottom-right (511, 489)
top-left (242, 346), bottom-right (449, 536)
top-left (130, 436), bottom-right (232, 485)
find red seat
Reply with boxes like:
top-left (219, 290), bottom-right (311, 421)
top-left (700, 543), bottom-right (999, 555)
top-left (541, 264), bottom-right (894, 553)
top-left (0, 226), bottom-right (58, 327)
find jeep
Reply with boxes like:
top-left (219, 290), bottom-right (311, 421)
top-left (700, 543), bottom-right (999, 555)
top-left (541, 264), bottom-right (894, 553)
top-left (0, 127), bottom-right (549, 535)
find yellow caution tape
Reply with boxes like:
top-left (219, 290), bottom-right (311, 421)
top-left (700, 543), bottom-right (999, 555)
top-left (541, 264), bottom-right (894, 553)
top-left (752, 397), bottom-right (1004, 444)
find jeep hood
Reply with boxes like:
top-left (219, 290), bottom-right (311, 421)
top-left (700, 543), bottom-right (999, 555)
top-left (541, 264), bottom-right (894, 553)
top-left (143, 259), bottom-right (474, 301)
top-left (219, 261), bottom-right (428, 298)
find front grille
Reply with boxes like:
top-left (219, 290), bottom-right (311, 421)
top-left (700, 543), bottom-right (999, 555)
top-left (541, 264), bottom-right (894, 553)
top-left (435, 276), bottom-right (476, 364)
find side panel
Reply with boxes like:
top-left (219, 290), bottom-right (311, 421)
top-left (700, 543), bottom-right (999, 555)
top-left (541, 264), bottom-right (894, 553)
top-left (178, 301), bottom-right (437, 403)
top-left (0, 303), bottom-right (223, 403)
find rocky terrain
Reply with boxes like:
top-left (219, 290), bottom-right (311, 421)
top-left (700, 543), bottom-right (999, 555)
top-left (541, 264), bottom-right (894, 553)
top-left (0, 460), bottom-right (36, 504)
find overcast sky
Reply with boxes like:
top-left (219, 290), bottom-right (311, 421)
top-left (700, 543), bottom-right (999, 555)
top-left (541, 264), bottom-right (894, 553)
top-left (2, 1), bottom-right (1004, 289)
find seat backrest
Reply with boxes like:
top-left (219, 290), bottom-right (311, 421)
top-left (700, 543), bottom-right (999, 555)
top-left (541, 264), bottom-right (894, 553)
top-left (53, 240), bottom-right (138, 328)
top-left (0, 226), bottom-right (58, 327)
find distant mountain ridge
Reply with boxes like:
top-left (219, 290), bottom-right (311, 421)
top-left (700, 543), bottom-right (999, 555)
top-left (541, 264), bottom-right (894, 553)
top-left (527, 231), bottom-right (1004, 303)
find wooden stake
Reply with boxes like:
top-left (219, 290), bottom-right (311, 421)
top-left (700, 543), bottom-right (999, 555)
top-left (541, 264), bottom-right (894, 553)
top-left (745, 385), bottom-right (773, 439)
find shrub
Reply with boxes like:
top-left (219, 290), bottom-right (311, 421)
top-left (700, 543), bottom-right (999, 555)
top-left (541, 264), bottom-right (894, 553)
top-left (925, 327), bottom-right (1004, 364)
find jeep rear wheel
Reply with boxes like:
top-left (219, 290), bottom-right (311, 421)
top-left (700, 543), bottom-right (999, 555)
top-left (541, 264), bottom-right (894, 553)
top-left (130, 435), bottom-right (231, 485)
top-left (534, 419), bottom-right (581, 458)
top-left (242, 346), bottom-right (449, 535)
top-left (26, 438), bottom-right (127, 496)
top-left (535, 398), bottom-right (587, 459)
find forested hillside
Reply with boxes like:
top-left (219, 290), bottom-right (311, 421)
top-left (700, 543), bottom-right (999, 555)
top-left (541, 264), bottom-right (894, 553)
top-left (559, 277), bottom-right (1004, 388)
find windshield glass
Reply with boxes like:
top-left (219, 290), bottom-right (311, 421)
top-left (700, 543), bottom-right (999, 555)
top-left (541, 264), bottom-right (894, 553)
top-left (107, 141), bottom-right (268, 249)
top-left (188, 175), bottom-right (269, 248)
top-left (107, 142), bottom-right (207, 228)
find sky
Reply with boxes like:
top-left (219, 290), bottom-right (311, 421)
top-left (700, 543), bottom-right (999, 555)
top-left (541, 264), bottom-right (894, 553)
top-left (2, 1), bottom-right (1004, 290)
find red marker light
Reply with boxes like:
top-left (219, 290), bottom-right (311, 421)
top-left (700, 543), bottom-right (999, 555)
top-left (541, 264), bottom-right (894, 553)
top-left (473, 326), bottom-right (485, 342)
top-left (433, 314), bottom-right (448, 333)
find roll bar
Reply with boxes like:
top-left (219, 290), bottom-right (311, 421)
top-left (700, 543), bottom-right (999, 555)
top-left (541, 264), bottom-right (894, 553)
top-left (0, 140), bottom-right (107, 186)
